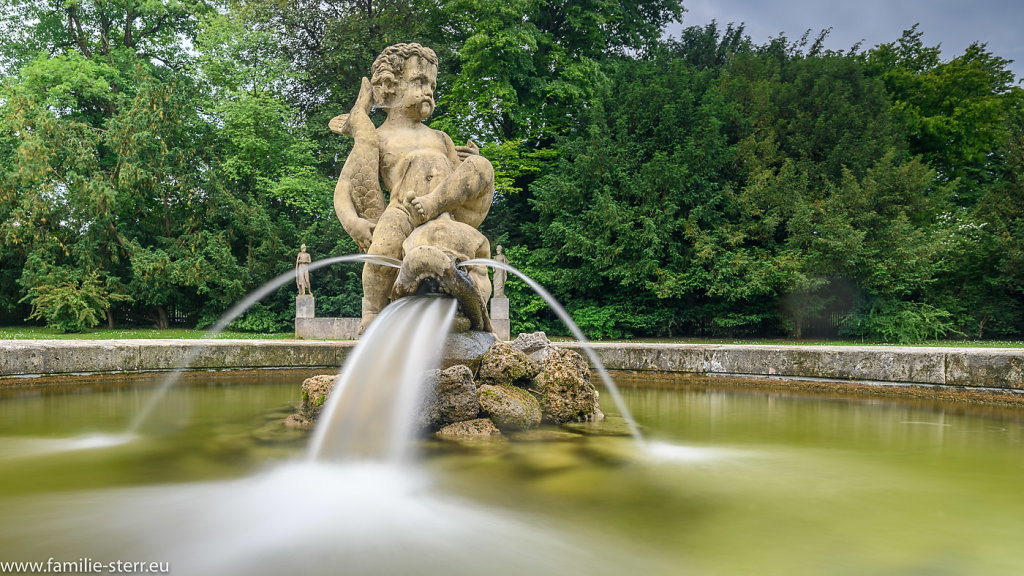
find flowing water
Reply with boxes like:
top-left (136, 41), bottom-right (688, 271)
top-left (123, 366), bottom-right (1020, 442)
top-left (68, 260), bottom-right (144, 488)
top-left (308, 296), bottom-right (456, 461)
top-left (3, 257), bottom-right (1022, 574)
top-left (1, 372), bottom-right (1023, 575)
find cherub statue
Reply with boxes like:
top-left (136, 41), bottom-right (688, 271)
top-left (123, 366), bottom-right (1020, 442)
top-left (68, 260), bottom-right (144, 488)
top-left (331, 43), bottom-right (494, 333)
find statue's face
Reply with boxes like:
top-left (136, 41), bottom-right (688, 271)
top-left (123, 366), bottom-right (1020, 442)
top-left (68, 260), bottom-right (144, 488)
top-left (394, 56), bottom-right (437, 121)
top-left (301, 244), bottom-right (306, 251)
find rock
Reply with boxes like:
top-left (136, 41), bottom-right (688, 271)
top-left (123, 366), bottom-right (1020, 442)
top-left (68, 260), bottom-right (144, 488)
top-left (436, 418), bottom-right (502, 439)
top-left (283, 413), bottom-right (314, 430)
top-left (531, 348), bottom-right (600, 424)
top-left (417, 364), bottom-right (480, 430)
top-left (442, 330), bottom-right (496, 372)
top-left (477, 341), bottom-right (541, 387)
top-left (510, 331), bottom-right (556, 367)
top-left (478, 384), bottom-right (542, 431)
top-left (300, 374), bottom-right (338, 420)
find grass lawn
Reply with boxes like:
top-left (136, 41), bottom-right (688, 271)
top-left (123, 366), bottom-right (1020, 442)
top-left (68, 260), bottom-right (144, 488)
top-left (0, 326), bottom-right (293, 340)
top-left (2, 326), bottom-right (1021, 348)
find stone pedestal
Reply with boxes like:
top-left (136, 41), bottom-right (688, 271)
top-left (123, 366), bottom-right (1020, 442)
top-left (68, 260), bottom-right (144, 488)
top-left (490, 297), bottom-right (510, 341)
top-left (296, 295), bottom-right (315, 319)
top-left (295, 317), bottom-right (361, 340)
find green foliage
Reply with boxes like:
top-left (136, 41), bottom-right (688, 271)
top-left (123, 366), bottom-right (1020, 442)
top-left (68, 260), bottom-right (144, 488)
top-left (568, 304), bottom-right (624, 340)
top-left (841, 300), bottom-right (964, 344)
top-left (1, 3), bottom-right (1022, 341)
top-left (501, 245), bottom-right (559, 336)
top-left (433, 0), bottom-right (683, 144)
top-left (228, 302), bottom-right (285, 333)
top-left (20, 265), bottom-right (129, 333)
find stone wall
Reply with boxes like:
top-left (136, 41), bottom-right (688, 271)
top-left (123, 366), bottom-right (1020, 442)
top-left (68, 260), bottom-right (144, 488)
top-left (557, 343), bottom-right (1024, 391)
top-left (0, 340), bottom-right (355, 381)
top-left (1, 340), bottom-right (1021, 390)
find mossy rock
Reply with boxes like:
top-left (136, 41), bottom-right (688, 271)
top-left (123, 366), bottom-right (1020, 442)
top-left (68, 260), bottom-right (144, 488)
top-left (478, 384), bottom-right (542, 431)
top-left (435, 417), bottom-right (502, 440)
top-left (417, 364), bottom-right (481, 431)
top-left (531, 348), bottom-right (600, 424)
top-left (300, 374), bottom-right (338, 420)
top-left (477, 340), bottom-right (541, 386)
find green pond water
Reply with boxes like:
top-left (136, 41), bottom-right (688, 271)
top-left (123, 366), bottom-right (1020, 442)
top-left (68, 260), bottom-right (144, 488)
top-left (0, 370), bottom-right (1022, 575)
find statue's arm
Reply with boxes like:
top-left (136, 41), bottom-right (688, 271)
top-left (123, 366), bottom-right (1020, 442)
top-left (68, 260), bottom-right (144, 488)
top-left (442, 132), bottom-right (461, 166)
top-left (441, 132), bottom-right (481, 166)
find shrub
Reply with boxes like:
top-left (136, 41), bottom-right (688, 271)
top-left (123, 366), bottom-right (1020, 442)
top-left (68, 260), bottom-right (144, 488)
top-left (841, 300), bottom-right (964, 344)
top-left (21, 271), bottom-right (122, 333)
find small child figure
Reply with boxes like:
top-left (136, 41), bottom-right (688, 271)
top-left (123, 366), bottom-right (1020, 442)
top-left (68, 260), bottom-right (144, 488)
top-left (332, 43), bottom-right (494, 332)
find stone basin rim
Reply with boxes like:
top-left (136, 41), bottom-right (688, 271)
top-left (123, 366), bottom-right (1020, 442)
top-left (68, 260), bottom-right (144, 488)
top-left (0, 339), bottom-right (1021, 393)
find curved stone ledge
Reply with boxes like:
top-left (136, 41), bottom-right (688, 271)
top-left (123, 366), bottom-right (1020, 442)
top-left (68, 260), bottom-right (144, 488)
top-left (1, 340), bottom-right (1021, 391)
top-left (557, 343), bottom-right (1024, 391)
top-left (0, 339), bottom-right (356, 383)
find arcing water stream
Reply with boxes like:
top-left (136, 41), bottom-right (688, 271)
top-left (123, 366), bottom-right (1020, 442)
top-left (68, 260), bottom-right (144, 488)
top-left (460, 258), bottom-right (645, 444)
top-left (127, 254), bottom-right (401, 434)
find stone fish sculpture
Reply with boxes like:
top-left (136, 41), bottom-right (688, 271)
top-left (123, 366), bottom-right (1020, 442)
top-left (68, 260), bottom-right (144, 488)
top-left (331, 43), bottom-right (495, 334)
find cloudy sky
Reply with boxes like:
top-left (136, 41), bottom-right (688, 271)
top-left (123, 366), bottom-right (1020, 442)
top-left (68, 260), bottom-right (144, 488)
top-left (665, 0), bottom-right (1024, 82)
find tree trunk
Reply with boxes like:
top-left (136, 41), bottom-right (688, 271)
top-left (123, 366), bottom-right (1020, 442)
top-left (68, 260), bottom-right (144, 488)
top-left (156, 306), bottom-right (169, 330)
top-left (106, 308), bottom-right (115, 329)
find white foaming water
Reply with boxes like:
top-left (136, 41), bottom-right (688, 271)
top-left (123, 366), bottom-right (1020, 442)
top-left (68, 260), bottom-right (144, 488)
top-left (0, 462), bottom-right (653, 576)
top-left (308, 296), bottom-right (456, 462)
top-left (0, 434), bottom-right (134, 460)
top-left (643, 440), bottom-right (737, 463)
top-left (460, 258), bottom-right (645, 445)
top-left (128, 253), bottom-right (401, 434)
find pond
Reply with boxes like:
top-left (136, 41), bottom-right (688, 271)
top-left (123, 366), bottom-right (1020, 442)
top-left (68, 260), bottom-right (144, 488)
top-left (0, 370), bottom-right (1021, 575)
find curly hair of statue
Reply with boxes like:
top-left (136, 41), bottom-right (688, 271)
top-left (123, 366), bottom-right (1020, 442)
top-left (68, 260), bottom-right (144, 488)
top-left (370, 43), bottom-right (439, 107)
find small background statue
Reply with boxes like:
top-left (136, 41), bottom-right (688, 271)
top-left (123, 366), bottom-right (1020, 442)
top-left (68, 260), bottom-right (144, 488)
top-left (492, 245), bottom-right (509, 298)
top-left (296, 244), bottom-right (312, 295)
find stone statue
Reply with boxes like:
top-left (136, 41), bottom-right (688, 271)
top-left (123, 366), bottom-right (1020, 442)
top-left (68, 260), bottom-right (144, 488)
top-left (391, 213), bottom-right (493, 332)
top-left (331, 43), bottom-right (495, 333)
top-left (296, 244), bottom-right (312, 295)
top-left (492, 245), bottom-right (508, 298)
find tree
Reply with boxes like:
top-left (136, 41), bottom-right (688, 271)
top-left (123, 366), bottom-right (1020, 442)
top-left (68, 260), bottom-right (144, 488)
top-left (866, 26), bottom-right (1024, 337)
top-left (868, 26), bottom-right (1023, 203)
top-left (0, 0), bottom-right (221, 329)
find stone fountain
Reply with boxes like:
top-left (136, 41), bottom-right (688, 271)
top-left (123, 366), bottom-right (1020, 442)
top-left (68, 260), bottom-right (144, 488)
top-left (288, 42), bottom-right (601, 438)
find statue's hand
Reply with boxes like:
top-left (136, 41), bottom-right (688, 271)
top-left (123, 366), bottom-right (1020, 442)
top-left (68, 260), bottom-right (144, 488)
top-left (454, 139), bottom-right (480, 163)
top-left (350, 218), bottom-right (375, 252)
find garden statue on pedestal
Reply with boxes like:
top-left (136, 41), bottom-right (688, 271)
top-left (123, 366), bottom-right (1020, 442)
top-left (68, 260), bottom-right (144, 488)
top-left (295, 244), bottom-right (312, 296)
top-left (295, 244), bottom-right (315, 320)
top-left (492, 245), bottom-right (508, 298)
top-left (330, 43), bottom-right (495, 334)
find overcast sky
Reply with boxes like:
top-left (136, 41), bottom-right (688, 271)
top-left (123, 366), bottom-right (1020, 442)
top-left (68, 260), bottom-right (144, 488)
top-left (665, 0), bottom-right (1024, 83)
